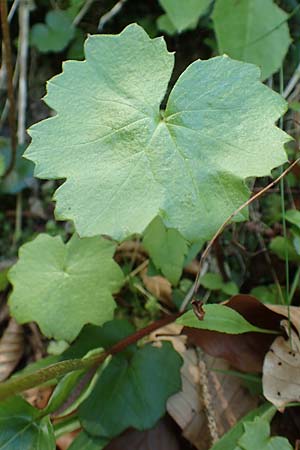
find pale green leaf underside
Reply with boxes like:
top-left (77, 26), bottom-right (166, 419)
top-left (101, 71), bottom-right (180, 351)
top-left (212, 0), bottom-right (291, 80)
top-left (8, 234), bottom-right (124, 342)
top-left (177, 304), bottom-right (275, 334)
top-left (25, 24), bottom-right (289, 243)
top-left (158, 0), bottom-right (211, 32)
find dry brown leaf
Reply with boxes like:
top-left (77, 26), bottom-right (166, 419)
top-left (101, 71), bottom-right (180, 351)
top-left (0, 318), bottom-right (24, 381)
top-left (24, 386), bottom-right (53, 409)
top-left (263, 319), bottom-right (300, 410)
top-left (105, 419), bottom-right (181, 450)
top-left (56, 430), bottom-right (80, 450)
top-left (150, 323), bottom-right (258, 450)
top-left (141, 268), bottom-right (172, 305)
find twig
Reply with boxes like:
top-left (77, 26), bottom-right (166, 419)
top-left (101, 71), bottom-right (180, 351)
top-left (72, 0), bottom-right (94, 26)
top-left (7, 0), bottom-right (20, 22)
top-left (283, 61), bottom-right (300, 99)
top-left (0, 0), bottom-right (17, 178)
top-left (180, 158), bottom-right (300, 311)
top-left (98, 0), bottom-right (127, 31)
top-left (17, 0), bottom-right (30, 144)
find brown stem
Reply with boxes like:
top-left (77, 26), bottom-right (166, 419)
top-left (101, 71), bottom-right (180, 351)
top-left (0, 0), bottom-right (17, 178)
top-left (0, 313), bottom-right (181, 401)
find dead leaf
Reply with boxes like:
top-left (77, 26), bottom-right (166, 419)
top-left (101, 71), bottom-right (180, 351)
top-left (141, 268), bottom-right (172, 305)
top-left (150, 323), bottom-right (258, 449)
top-left (263, 320), bottom-right (300, 410)
top-left (24, 386), bottom-right (53, 409)
top-left (0, 318), bottom-right (24, 381)
top-left (56, 430), bottom-right (80, 450)
top-left (104, 418), bottom-right (181, 450)
top-left (183, 295), bottom-right (285, 372)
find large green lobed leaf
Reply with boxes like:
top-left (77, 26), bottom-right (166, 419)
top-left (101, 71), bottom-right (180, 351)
top-left (212, 0), bottom-right (291, 80)
top-left (8, 234), bottom-right (124, 342)
top-left (25, 24), bottom-right (289, 243)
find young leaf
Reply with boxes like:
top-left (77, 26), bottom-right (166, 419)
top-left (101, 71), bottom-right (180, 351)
top-left (8, 234), bottom-right (124, 342)
top-left (285, 209), bottom-right (300, 229)
top-left (0, 141), bottom-right (33, 194)
top-left (25, 24), bottom-right (289, 243)
top-left (30, 10), bottom-right (75, 53)
top-left (68, 431), bottom-right (108, 450)
top-left (211, 403), bottom-right (275, 450)
top-left (177, 304), bottom-right (277, 334)
top-left (212, 0), bottom-right (291, 80)
top-left (270, 236), bottom-right (300, 262)
top-left (143, 216), bottom-right (188, 285)
top-left (0, 396), bottom-right (55, 450)
top-left (237, 417), bottom-right (293, 449)
top-left (79, 342), bottom-right (182, 438)
top-left (158, 0), bottom-right (211, 33)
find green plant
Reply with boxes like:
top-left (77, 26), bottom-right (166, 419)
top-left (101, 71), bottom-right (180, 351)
top-left (0, 5), bottom-right (298, 448)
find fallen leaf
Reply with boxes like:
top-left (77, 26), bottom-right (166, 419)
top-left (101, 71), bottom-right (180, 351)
top-left (0, 319), bottom-right (24, 381)
top-left (183, 295), bottom-right (285, 372)
top-left (56, 430), bottom-right (80, 450)
top-left (263, 320), bottom-right (300, 410)
top-left (141, 268), bottom-right (172, 305)
top-left (150, 323), bottom-right (258, 449)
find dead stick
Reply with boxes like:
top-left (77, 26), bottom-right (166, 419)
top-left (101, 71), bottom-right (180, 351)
top-left (0, 0), bottom-right (17, 178)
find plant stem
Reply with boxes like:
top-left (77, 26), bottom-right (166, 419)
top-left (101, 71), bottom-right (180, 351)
top-left (0, 0), bottom-right (17, 178)
top-left (0, 313), bottom-right (180, 401)
top-left (288, 266), bottom-right (300, 304)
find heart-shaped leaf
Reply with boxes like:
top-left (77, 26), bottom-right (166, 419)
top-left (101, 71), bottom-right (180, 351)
top-left (79, 342), bottom-right (182, 438)
top-left (30, 10), bottom-right (75, 53)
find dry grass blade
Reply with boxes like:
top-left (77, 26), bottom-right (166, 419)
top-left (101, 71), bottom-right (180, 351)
top-left (0, 318), bottom-right (24, 381)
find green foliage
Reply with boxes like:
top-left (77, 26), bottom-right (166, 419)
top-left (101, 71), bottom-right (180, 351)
top-left (43, 349), bottom-right (104, 417)
top-left (177, 304), bottom-right (275, 334)
top-left (285, 209), bottom-right (300, 228)
top-left (79, 342), bottom-right (182, 438)
top-left (270, 235), bottom-right (300, 262)
top-left (0, 396), bottom-right (55, 449)
top-left (212, 0), bottom-right (291, 80)
top-left (68, 432), bottom-right (108, 450)
top-left (199, 272), bottom-right (239, 295)
top-left (236, 417), bottom-right (292, 449)
top-left (8, 234), bottom-right (124, 342)
top-left (30, 10), bottom-right (75, 53)
top-left (157, 0), bottom-right (212, 33)
top-left (25, 24), bottom-right (289, 244)
top-left (211, 403), bottom-right (275, 450)
top-left (250, 285), bottom-right (280, 304)
top-left (0, 140), bottom-right (33, 194)
top-left (143, 216), bottom-right (188, 284)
